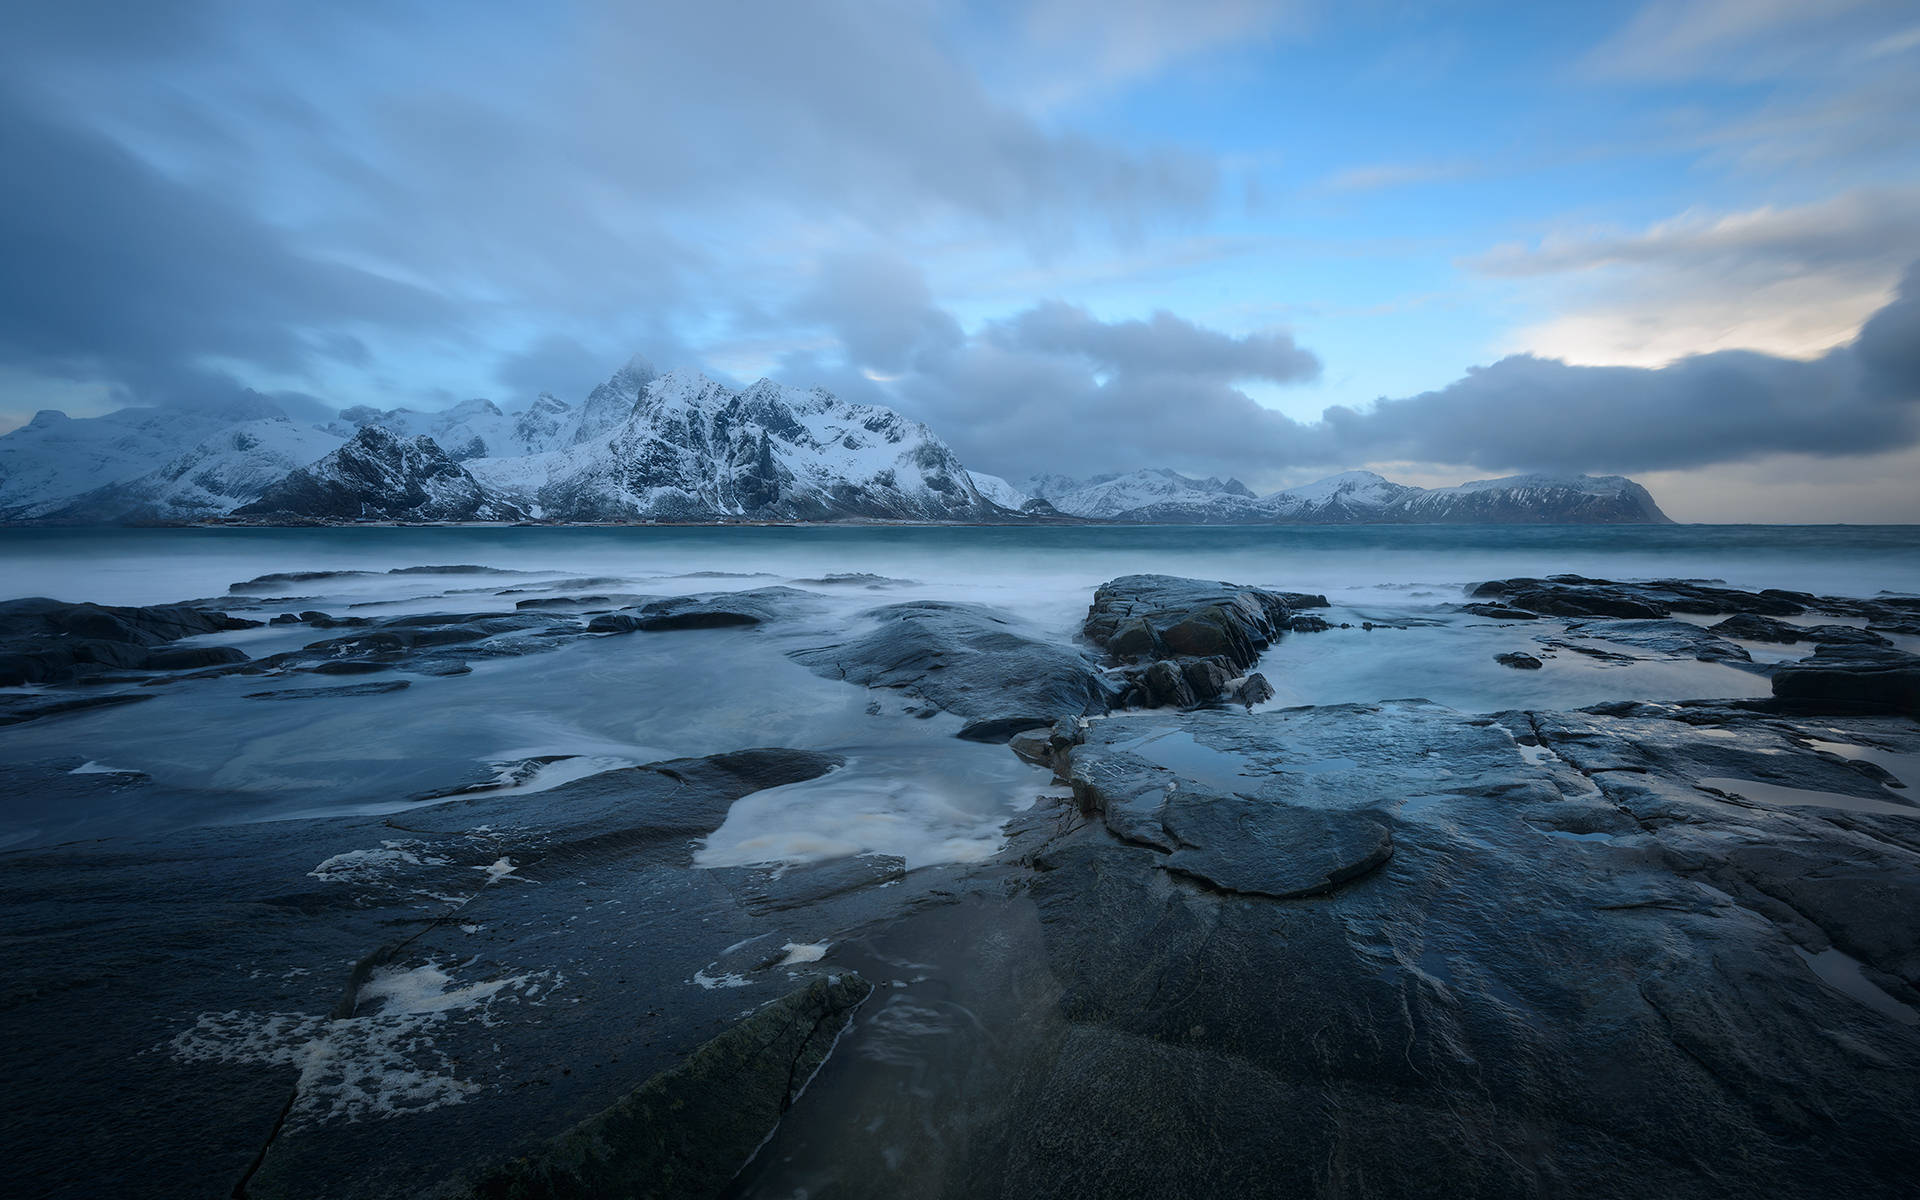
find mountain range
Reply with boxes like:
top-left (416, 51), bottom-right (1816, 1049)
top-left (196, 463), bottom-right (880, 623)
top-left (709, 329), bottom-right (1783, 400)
top-left (0, 359), bottom-right (1671, 525)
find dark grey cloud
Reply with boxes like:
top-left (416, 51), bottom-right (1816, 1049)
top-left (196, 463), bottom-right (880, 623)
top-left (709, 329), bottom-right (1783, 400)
top-left (0, 83), bottom-right (452, 409)
top-left (988, 302), bottom-right (1320, 384)
top-left (0, 0), bottom-right (1221, 415)
top-left (860, 259), bottom-right (1920, 484)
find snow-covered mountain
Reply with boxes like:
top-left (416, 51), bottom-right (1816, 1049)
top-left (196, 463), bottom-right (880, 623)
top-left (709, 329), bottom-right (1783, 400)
top-left (0, 357), bottom-right (1671, 526)
top-left (0, 394), bottom-right (290, 518)
top-left (967, 471), bottom-right (1031, 510)
top-left (234, 426), bottom-right (527, 522)
top-left (37, 418), bottom-right (347, 523)
top-left (1384, 473), bottom-right (1668, 524)
top-left (1003, 467), bottom-right (1670, 524)
top-left (1018, 468), bottom-right (1263, 521)
top-left (468, 368), bottom-right (998, 522)
top-left (330, 393), bottom-right (579, 461)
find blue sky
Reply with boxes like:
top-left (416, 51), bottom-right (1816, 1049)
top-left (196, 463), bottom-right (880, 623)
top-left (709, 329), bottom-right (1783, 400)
top-left (2, 0), bottom-right (1918, 519)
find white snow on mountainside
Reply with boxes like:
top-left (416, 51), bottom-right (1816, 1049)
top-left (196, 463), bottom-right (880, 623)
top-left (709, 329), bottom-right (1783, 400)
top-left (1017, 467), bottom-right (1669, 524)
top-left (0, 394), bottom-right (288, 517)
top-left (469, 368), bottom-right (995, 522)
top-left (0, 357), bottom-right (1670, 525)
top-left (40, 419), bottom-right (347, 522)
top-left (330, 392), bottom-right (581, 461)
top-left (967, 471), bottom-right (1031, 510)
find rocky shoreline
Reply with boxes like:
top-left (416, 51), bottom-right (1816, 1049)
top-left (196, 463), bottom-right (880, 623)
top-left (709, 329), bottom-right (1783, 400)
top-left (2, 569), bottom-right (1918, 1197)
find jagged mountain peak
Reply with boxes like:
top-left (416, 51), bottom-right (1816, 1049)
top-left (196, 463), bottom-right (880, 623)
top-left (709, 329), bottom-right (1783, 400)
top-left (236, 426), bottom-right (525, 522)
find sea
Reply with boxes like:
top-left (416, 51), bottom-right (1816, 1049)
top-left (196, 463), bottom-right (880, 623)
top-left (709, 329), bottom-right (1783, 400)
top-left (3, 523), bottom-right (1917, 853)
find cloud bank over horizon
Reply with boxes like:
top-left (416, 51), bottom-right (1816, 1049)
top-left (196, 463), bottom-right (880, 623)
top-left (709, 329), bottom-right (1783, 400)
top-left (2, 0), bottom-right (1917, 519)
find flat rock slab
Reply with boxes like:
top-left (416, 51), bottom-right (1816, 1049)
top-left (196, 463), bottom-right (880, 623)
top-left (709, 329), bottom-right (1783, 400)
top-left (0, 747), bottom-right (941, 1200)
top-left (791, 601), bottom-right (1112, 741)
top-left (1016, 701), bottom-right (1920, 1199)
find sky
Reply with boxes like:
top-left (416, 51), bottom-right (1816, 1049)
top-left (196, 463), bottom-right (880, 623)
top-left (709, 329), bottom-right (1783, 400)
top-left (1, 0), bottom-right (1917, 521)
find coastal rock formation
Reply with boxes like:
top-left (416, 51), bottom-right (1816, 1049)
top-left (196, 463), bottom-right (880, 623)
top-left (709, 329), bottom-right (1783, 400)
top-left (1082, 574), bottom-right (1323, 708)
top-left (0, 596), bottom-right (256, 686)
top-left (793, 601), bottom-right (1114, 740)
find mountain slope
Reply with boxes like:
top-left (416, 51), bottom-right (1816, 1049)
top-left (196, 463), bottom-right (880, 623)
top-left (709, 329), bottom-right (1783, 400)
top-left (40, 419), bottom-right (347, 523)
top-left (1002, 467), bottom-right (1671, 524)
top-left (0, 394), bottom-right (290, 518)
top-left (471, 369), bottom-right (998, 522)
top-left (234, 426), bottom-right (526, 521)
top-left (1020, 469), bottom-right (1263, 521)
top-left (966, 471), bottom-right (1030, 510)
top-left (330, 394), bottom-right (577, 461)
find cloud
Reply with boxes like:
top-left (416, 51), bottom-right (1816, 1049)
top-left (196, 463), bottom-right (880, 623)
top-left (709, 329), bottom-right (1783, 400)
top-left (0, 0), bottom-right (1222, 414)
top-left (1011, 0), bottom-right (1298, 105)
top-left (0, 84), bottom-right (453, 409)
top-left (849, 259), bottom-right (1920, 485)
top-left (1473, 188), bottom-right (1920, 280)
top-left (1471, 189), bottom-right (1920, 366)
top-left (1584, 0), bottom-right (1885, 80)
top-left (1318, 162), bottom-right (1469, 194)
top-left (986, 302), bottom-right (1320, 384)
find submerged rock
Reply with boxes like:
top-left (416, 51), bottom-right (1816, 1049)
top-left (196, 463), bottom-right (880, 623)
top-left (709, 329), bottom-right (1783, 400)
top-left (1494, 651), bottom-right (1542, 669)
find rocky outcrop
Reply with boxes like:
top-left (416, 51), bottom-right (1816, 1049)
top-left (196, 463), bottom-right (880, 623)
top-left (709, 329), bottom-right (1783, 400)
top-left (998, 700), bottom-right (1920, 1199)
top-left (0, 596), bottom-right (256, 685)
top-left (1773, 642), bottom-right (1920, 716)
top-left (1082, 574), bottom-right (1316, 708)
top-left (792, 601), bottom-right (1113, 740)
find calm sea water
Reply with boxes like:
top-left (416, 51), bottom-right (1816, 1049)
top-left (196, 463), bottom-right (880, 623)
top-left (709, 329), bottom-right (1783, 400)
top-left (5, 524), bottom-right (1918, 616)
top-left (2, 524), bottom-right (1915, 851)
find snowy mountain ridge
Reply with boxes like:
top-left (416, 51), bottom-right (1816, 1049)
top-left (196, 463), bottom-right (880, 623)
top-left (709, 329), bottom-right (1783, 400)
top-left (0, 361), bottom-right (1671, 525)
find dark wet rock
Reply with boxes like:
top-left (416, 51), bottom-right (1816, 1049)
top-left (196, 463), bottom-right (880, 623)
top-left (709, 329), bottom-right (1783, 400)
top-left (1144, 659), bottom-right (1198, 708)
top-left (1711, 613), bottom-right (1893, 647)
top-left (1562, 618), bottom-right (1754, 664)
top-left (1463, 602), bottom-right (1540, 620)
top-left (0, 596), bottom-right (255, 685)
top-left (1470, 578), bottom-right (1671, 618)
top-left (716, 855), bottom-right (909, 915)
top-left (585, 612), bottom-right (643, 633)
top-left (243, 679), bottom-right (412, 700)
top-left (1084, 576), bottom-right (1304, 713)
top-left (0, 690), bottom-right (155, 727)
top-left (627, 587), bottom-right (809, 631)
top-left (1085, 575), bottom-right (1293, 671)
top-left (1471, 574), bottom-right (1821, 620)
top-left (791, 572), bottom-right (918, 588)
top-left (309, 659), bottom-right (391, 675)
top-left (1009, 730), bottom-right (1055, 767)
top-left (1, 747), bottom-right (888, 1200)
top-left (1287, 614), bottom-right (1331, 633)
top-left (229, 569), bottom-right (381, 592)
top-left (141, 645), bottom-right (249, 671)
top-left (512, 593), bottom-right (649, 612)
top-left (448, 975), bottom-right (871, 1200)
top-left (1229, 672), bottom-right (1275, 707)
top-left (1773, 643), bottom-right (1920, 715)
top-left (793, 601), bottom-right (1112, 741)
top-left (269, 613), bottom-right (301, 625)
top-left (990, 702), bottom-right (1920, 1200)
top-left (1495, 651), bottom-right (1543, 669)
